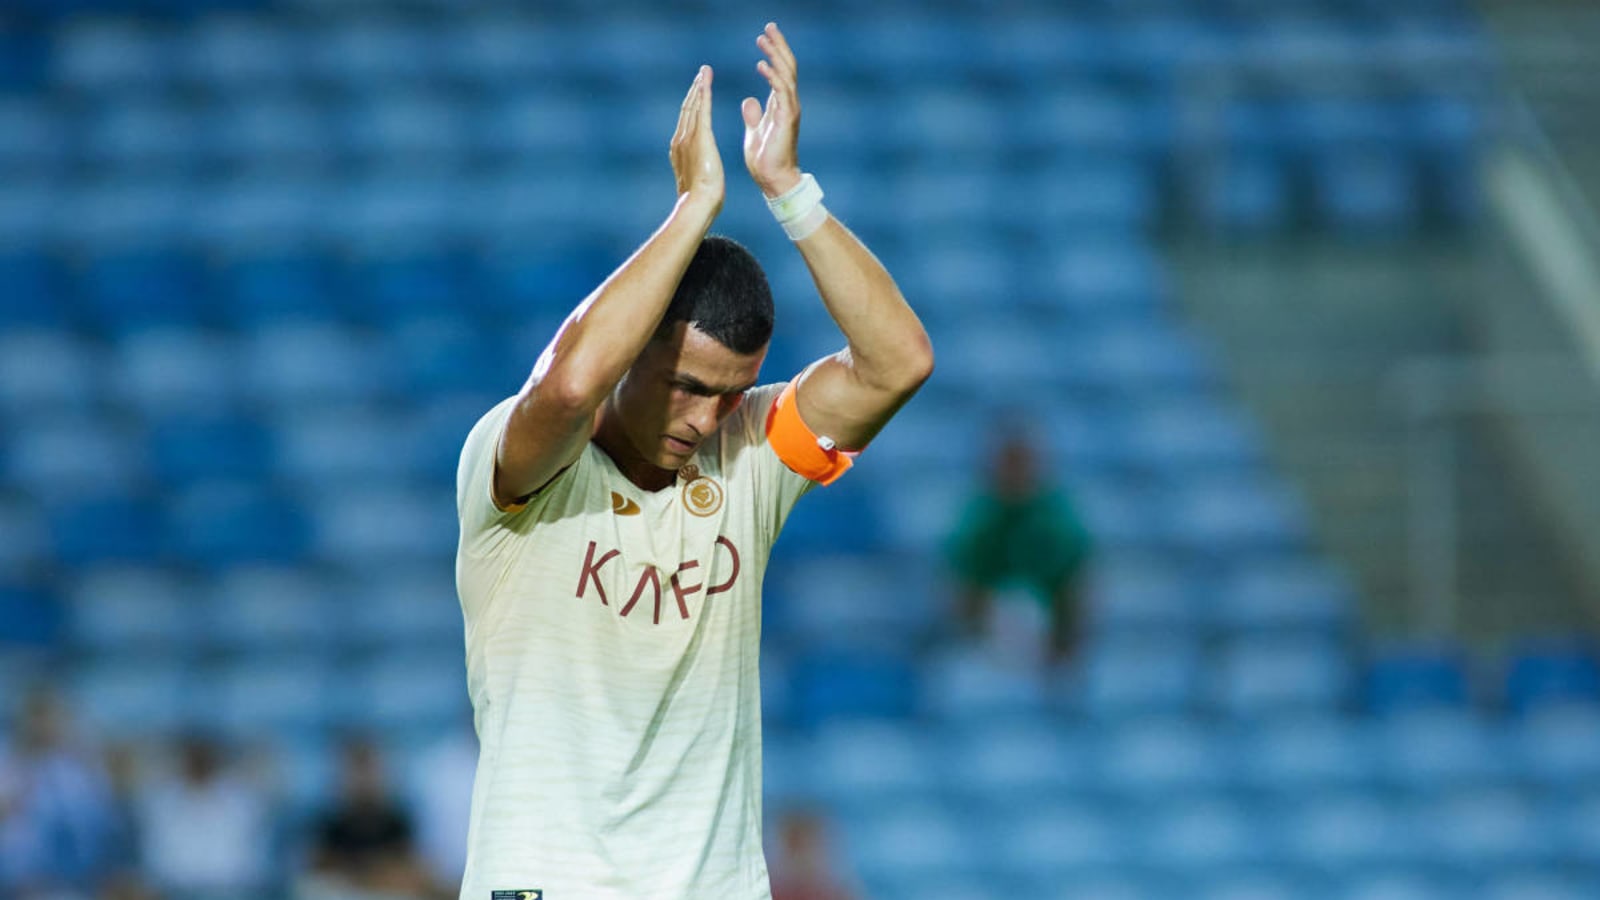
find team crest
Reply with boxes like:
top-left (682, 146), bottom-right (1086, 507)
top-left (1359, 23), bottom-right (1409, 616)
top-left (682, 475), bottom-right (724, 517)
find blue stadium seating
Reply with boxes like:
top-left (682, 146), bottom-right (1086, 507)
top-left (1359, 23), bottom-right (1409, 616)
top-left (47, 494), bottom-right (167, 566)
top-left (1196, 153), bottom-right (1294, 234)
top-left (952, 721), bottom-right (1094, 808)
top-left (0, 332), bottom-right (104, 417)
top-left (0, 31), bottom-right (48, 93)
top-left (0, 250), bottom-right (70, 328)
top-left (112, 329), bottom-right (240, 415)
top-left (1215, 558), bottom-right (1354, 636)
top-left (1504, 639), bottom-right (1600, 714)
top-left (0, 4), bottom-right (1554, 897)
top-left (52, 19), bottom-right (173, 94)
top-left (1086, 554), bottom-right (1207, 636)
top-left (1139, 795), bottom-right (1281, 876)
top-left (1409, 787), bottom-right (1555, 878)
top-left (1212, 635), bottom-right (1350, 717)
top-left (241, 323), bottom-right (394, 410)
top-left (271, 408), bottom-right (421, 490)
top-left (82, 98), bottom-right (197, 173)
top-left (217, 250), bottom-right (344, 327)
top-left (789, 645), bottom-right (919, 728)
top-left (772, 478), bottom-right (886, 558)
top-left (201, 178), bottom-right (332, 249)
top-left (339, 565), bottom-right (464, 652)
top-left (202, 651), bottom-right (338, 739)
top-left (204, 566), bottom-right (340, 654)
top-left (1279, 791), bottom-right (1417, 875)
top-left (1364, 641), bottom-right (1474, 714)
top-left (0, 585), bottom-right (60, 647)
top-left (308, 485), bottom-right (455, 566)
top-left (921, 647), bottom-right (1053, 724)
top-left (66, 565), bottom-right (194, 653)
top-left (1373, 710), bottom-right (1512, 792)
top-left (1099, 718), bottom-right (1236, 799)
top-left (385, 317), bottom-right (516, 397)
top-left (69, 655), bottom-right (193, 738)
top-left (147, 413), bottom-right (273, 484)
top-left (6, 415), bottom-right (148, 502)
top-left (1312, 149), bottom-right (1421, 235)
top-left (997, 802), bottom-right (1137, 885)
top-left (1514, 705), bottom-right (1600, 789)
top-left (1236, 715), bottom-right (1382, 796)
top-left (809, 722), bottom-right (946, 813)
top-left (79, 249), bottom-right (210, 334)
top-left (167, 481), bottom-right (312, 567)
top-left (845, 802), bottom-right (986, 890)
top-left (0, 500), bottom-right (47, 575)
top-left (345, 649), bottom-right (471, 738)
top-left (1081, 635), bottom-right (1205, 718)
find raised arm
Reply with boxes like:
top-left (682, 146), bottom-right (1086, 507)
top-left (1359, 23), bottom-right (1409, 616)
top-left (741, 23), bottom-right (934, 452)
top-left (494, 66), bottom-right (725, 508)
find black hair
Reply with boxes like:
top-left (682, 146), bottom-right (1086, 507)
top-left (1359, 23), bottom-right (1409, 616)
top-left (656, 235), bottom-right (775, 355)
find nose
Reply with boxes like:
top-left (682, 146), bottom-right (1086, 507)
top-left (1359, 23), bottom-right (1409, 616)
top-left (685, 395), bottom-right (720, 438)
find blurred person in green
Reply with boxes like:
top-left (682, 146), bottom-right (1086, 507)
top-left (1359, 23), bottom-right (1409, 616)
top-left (945, 426), bottom-right (1092, 666)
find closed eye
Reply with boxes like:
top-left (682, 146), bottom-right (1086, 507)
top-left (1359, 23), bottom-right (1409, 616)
top-left (672, 374), bottom-right (754, 398)
top-left (672, 379), bottom-right (718, 398)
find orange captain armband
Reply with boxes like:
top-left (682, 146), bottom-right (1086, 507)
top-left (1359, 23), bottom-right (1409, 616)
top-left (765, 380), bottom-right (860, 486)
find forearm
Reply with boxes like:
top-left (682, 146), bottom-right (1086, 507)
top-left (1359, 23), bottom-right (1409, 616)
top-left (794, 213), bottom-right (933, 393)
top-left (535, 194), bottom-right (718, 407)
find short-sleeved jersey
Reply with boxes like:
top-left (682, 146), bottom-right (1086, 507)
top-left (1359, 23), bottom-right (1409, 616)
top-left (453, 383), bottom-right (815, 900)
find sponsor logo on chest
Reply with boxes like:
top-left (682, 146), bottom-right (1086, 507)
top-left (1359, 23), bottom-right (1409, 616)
top-left (573, 535), bottom-right (742, 625)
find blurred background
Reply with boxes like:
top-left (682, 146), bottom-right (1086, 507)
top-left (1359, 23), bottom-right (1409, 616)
top-left (2, 0), bottom-right (1599, 897)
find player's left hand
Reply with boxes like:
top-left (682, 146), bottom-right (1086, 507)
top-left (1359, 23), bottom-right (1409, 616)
top-left (741, 22), bottom-right (803, 198)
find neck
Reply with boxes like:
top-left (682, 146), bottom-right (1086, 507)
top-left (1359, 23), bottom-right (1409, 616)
top-left (594, 403), bottom-right (677, 492)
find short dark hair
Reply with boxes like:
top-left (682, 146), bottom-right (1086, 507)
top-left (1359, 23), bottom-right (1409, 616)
top-left (656, 235), bottom-right (774, 355)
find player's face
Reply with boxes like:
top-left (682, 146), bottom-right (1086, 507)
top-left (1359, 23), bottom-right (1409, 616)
top-left (615, 321), bottom-right (766, 470)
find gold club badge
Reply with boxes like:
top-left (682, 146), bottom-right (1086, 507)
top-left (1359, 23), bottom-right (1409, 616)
top-left (680, 468), bottom-right (723, 517)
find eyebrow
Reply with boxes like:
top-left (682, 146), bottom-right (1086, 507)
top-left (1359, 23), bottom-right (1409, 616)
top-left (675, 373), bottom-right (757, 396)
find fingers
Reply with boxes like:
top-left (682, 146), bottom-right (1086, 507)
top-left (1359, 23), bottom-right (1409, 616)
top-left (674, 65), bottom-right (712, 142)
top-left (740, 96), bottom-right (762, 130)
top-left (698, 65), bottom-right (714, 129)
top-left (760, 22), bottom-right (797, 80)
top-left (754, 25), bottom-right (798, 127)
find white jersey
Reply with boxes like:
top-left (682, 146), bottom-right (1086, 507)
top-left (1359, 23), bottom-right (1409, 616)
top-left (454, 384), bottom-right (814, 900)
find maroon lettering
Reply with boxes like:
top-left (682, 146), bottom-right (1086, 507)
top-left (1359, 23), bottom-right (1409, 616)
top-left (575, 541), bottom-right (620, 606)
top-left (706, 536), bottom-right (740, 596)
top-left (668, 560), bottom-right (702, 621)
top-left (619, 566), bottom-right (662, 622)
top-left (572, 536), bottom-right (742, 624)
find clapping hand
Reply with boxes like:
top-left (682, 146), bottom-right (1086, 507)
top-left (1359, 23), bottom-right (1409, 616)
top-left (670, 65), bottom-right (725, 212)
top-left (741, 23), bottom-right (804, 199)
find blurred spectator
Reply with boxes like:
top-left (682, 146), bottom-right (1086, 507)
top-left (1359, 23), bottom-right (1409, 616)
top-left (410, 718), bottom-right (476, 896)
top-left (0, 687), bottom-right (118, 898)
top-left (944, 425), bottom-right (1092, 666)
top-left (99, 742), bottom-right (153, 900)
top-left (297, 736), bottom-right (430, 900)
top-left (135, 734), bottom-right (275, 899)
top-left (767, 808), bottom-right (857, 900)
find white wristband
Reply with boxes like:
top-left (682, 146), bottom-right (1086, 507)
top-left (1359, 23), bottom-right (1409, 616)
top-left (766, 173), bottom-right (829, 241)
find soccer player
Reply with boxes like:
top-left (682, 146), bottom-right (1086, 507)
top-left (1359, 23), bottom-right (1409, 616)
top-left (452, 22), bottom-right (933, 900)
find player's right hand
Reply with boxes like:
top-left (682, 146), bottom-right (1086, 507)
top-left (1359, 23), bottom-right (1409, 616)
top-left (670, 65), bottom-right (724, 212)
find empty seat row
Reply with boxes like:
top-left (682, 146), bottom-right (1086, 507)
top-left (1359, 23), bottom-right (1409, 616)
top-left (6, 483), bottom-right (455, 568)
top-left (69, 647), bottom-right (468, 741)
top-left (41, 12), bottom-right (1488, 95)
top-left (767, 707), bottom-right (1600, 807)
